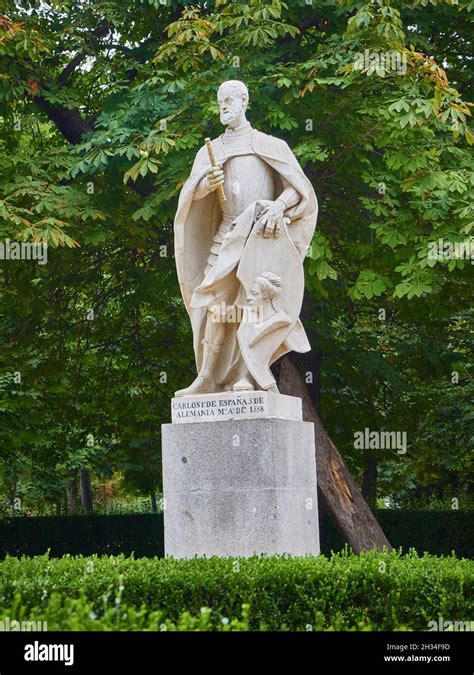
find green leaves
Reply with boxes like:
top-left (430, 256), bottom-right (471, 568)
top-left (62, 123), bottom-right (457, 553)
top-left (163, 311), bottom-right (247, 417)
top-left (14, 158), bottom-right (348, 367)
top-left (307, 232), bottom-right (338, 282)
top-left (82, 229), bottom-right (108, 245)
top-left (293, 140), bottom-right (329, 167)
top-left (385, 151), bottom-right (430, 172)
top-left (314, 258), bottom-right (339, 281)
top-left (394, 257), bottom-right (435, 298)
top-left (349, 270), bottom-right (389, 300)
top-left (371, 223), bottom-right (408, 248)
top-left (123, 156), bottom-right (161, 183)
top-left (266, 104), bottom-right (298, 131)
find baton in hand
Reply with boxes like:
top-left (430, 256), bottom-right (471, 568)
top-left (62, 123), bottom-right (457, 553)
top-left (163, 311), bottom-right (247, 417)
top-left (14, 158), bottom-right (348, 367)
top-left (205, 137), bottom-right (226, 204)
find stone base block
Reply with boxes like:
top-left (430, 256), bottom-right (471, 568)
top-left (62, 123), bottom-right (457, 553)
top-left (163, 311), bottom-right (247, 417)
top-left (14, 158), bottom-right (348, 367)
top-left (162, 416), bottom-right (320, 558)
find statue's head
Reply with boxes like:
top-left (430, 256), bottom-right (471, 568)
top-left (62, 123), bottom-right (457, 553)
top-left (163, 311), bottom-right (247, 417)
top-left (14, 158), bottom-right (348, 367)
top-left (248, 272), bottom-right (282, 311)
top-left (217, 80), bottom-right (249, 128)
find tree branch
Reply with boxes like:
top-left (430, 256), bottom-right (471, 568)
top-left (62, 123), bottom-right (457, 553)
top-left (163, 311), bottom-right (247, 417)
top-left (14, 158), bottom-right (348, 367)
top-left (34, 95), bottom-right (94, 144)
top-left (57, 50), bottom-right (87, 87)
top-left (56, 20), bottom-right (114, 87)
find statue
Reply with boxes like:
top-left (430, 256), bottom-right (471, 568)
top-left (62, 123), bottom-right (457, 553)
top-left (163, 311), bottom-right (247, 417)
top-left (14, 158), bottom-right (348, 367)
top-left (174, 80), bottom-right (318, 396)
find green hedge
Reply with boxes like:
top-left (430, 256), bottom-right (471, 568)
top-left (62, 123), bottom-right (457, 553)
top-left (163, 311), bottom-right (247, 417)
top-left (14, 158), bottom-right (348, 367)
top-left (0, 513), bottom-right (164, 558)
top-left (0, 551), bottom-right (472, 631)
top-left (0, 510), bottom-right (471, 558)
top-left (322, 510), bottom-right (474, 558)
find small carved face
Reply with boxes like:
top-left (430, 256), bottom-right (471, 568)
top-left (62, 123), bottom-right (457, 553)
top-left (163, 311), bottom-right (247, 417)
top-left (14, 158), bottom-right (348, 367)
top-left (247, 282), bottom-right (265, 306)
top-left (218, 85), bottom-right (246, 125)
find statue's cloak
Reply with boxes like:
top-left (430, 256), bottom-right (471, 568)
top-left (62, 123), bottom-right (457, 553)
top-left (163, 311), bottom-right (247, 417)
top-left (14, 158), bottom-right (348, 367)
top-left (174, 128), bottom-right (318, 377)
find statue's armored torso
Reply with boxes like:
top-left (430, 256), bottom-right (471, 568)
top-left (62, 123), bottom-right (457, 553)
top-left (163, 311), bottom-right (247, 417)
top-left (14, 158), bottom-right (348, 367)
top-left (205, 123), bottom-right (275, 275)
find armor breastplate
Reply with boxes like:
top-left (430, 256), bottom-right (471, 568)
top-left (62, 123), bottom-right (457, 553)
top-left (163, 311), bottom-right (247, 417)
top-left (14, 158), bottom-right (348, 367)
top-left (204, 142), bottom-right (277, 276)
top-left (221, 154), bottom-right (276, 219)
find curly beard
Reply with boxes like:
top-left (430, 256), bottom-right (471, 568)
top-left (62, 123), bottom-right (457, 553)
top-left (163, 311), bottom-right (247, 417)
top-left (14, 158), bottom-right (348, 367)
top-left (220, 108), bottom-right (242, 126)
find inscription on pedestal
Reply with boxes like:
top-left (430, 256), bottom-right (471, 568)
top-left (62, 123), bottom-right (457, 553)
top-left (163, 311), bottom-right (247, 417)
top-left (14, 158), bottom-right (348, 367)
top-left (171, 390), bottom-right (302, 424)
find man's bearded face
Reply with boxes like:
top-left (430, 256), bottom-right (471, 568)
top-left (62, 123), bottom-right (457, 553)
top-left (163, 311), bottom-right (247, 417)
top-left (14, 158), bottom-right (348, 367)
top-left (218, 88), bottom-right (246, 125)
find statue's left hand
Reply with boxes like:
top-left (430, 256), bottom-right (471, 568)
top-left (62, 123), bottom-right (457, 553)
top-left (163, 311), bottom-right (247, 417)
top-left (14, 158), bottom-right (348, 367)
top-left (256, 200), bottom-right (285, 238)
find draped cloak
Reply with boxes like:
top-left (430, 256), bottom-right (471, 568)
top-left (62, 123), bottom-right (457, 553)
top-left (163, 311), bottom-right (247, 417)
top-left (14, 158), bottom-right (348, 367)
top-left (174, 128), bottom-right (318, 387)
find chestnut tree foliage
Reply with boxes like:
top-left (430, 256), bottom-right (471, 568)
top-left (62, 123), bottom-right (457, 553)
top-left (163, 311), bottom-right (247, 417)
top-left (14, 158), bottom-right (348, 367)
top-left (0, 0), bottom-right (472, 512)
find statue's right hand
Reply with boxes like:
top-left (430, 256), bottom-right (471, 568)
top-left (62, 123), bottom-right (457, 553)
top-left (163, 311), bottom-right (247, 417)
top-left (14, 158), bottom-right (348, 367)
top-left (205, 165), bottom-right (224, 192)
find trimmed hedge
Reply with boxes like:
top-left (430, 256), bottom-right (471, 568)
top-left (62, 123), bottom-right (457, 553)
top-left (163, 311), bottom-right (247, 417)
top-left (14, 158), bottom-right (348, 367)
top-left (321, 510), bottom-right (474, 558)
top-left (0, 513), bottom-right (164, 558)
top-left (0, 510), bottom-right (472, 558)
top-left (0, 551), bottom-right (472, 631)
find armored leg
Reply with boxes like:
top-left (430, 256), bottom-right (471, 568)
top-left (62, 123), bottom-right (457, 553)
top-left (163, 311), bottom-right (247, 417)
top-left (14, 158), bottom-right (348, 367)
top-left (175, 309), bottom-right (225, 397)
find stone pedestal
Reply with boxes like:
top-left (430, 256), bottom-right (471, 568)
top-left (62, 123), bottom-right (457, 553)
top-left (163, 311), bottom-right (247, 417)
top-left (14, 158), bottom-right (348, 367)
top-left (162, 392), bottom-right (320, 558)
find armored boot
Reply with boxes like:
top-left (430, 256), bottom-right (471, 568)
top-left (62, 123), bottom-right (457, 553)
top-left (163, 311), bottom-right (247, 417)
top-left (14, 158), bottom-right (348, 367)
top-left (175, 320), bottom-right (224, 397)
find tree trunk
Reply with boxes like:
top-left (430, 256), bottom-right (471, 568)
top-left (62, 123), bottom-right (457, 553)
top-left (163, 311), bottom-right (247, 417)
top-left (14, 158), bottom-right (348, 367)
top-left (80, 469), bottom-right (93, 513)
top-left (150, 489), bottom-right (158, 513)
top-left (66, 472), bottom-right (78, 514)
top-left (297, 290), bottom-right (323, 415)
top-left (277, 355), bottom-right (392, 553)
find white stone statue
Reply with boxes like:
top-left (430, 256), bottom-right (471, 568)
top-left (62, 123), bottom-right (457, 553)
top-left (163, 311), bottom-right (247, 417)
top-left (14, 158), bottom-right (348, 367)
top-left (174, 80), bottom-right (318, 396)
